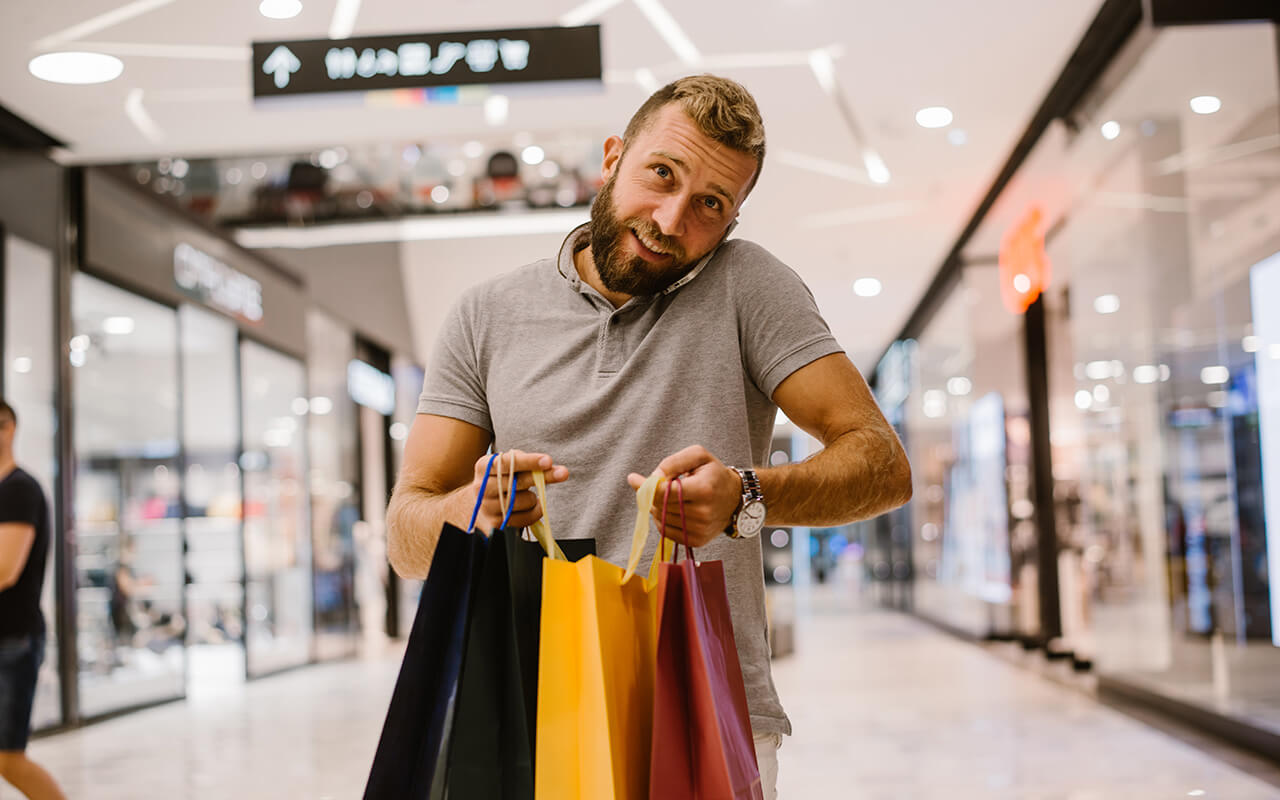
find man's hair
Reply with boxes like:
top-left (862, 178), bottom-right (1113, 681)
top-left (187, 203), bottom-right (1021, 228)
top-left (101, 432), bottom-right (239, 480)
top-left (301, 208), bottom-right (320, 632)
top-left (622, 74), bottom-right (767, 196)
top-left (0, 399), bottom-right (14, 427)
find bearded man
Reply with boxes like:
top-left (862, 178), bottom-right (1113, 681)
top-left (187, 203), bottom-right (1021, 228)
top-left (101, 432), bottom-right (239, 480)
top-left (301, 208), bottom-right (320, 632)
top-left (387, 74), bottom-right (912, 798)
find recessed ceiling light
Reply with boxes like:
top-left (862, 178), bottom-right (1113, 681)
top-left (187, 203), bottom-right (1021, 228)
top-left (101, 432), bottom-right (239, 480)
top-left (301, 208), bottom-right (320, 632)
top-left (1074, 390), bottom-right (1092, 410)
top-left (102, 316), bottom-right (135, 335)
top-left (1013, 273), bottom-right (1031, 293)
top-left (259, 0), bottom-right (302, 19)
top-left (484, 94), bottom-right (509, 126)
top-left (946, 377), bottom-right (971, 396)
top-left (947, 129), bottom-right (967, 146)
top-left (431, 185), bottom-right (450, 204)
top-left (1100, 120), bottom-right (1120, 140)
top-left (28, 51), bottom-right (123, 84)
top-left (1189, 95), bottom-right (1221, 115)
top-left (521, 145), bottom-right (545, 165)
top-left (1094, 294), bottom-right (1120, 314)
top-left (463, 140), bottom-right (484, 159)
top-left (853, 277), bottom-right (882, 297)
top-left (1200, 365), bottom-right (1229, 385)
top-left (915, 106), bottom-right (953, 129)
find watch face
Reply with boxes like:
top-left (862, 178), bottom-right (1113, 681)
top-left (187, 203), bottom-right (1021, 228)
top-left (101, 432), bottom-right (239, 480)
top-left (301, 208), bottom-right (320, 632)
top-left (738, 501), bottom-right (766, 536)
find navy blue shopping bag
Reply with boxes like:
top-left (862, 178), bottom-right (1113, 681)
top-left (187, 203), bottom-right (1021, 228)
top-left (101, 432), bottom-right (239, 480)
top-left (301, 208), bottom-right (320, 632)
top-left (363, 456), bottom-right (501, 800)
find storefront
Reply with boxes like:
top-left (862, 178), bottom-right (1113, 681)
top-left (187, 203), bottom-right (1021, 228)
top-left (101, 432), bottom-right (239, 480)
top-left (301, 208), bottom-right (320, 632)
top-left (1, 150), bottom-right (422, 729)
top-left (876, 0), bottom-right (1280, 754)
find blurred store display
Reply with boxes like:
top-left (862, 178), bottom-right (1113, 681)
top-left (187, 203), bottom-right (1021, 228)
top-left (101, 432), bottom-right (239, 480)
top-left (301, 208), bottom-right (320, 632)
top-left (108, 133), bottom-right (604, 229)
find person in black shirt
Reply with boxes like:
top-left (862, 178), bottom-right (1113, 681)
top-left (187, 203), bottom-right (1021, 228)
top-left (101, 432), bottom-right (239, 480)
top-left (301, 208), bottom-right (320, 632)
top-left (0, 399), bottom-right (65, 800)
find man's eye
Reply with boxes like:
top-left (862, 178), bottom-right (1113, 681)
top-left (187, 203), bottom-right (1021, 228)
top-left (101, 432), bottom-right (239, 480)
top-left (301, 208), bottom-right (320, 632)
top-left (653, 165), bottom-right (671, 179)
top-left (702, 197), bottom-right (722, 212)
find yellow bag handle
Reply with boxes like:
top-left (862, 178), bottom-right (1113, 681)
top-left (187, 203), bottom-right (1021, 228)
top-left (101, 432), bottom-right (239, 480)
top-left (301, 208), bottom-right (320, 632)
top-left (622, 471), bottom-right (674, 583)
top-left (495, 451), bottom-right (565, 561)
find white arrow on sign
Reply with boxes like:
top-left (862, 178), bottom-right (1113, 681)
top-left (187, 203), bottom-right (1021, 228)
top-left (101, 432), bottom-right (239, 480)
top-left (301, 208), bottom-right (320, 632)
top-left (263, 45), bottom-right (301, 89)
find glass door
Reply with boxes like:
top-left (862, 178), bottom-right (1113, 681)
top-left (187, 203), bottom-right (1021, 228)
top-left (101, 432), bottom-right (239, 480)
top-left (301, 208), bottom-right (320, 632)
top-left (71, 273), bottom-right (185, 718)
top-left (3, 234), bottom-right (62, 729)
top-left (240, 339), bottom-right (312, 676)
top-left (180, 306), bottom-right (245, 692)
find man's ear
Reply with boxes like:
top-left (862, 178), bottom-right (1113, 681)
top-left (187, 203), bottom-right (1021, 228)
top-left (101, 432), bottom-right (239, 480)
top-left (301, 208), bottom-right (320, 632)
top-left (600, 135), bottom-right (624, 181)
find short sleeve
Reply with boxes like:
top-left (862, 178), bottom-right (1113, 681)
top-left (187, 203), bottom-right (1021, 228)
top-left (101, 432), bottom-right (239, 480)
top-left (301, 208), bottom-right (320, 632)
top-left (727, 242), bottom-right (845, 399)
top-left (417, 289), bottom-right (493, 432)
top-left (0, 475), bottom-right (39, 528)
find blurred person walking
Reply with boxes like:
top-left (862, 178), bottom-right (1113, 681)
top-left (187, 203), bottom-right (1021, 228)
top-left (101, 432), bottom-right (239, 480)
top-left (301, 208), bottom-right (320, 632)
top-left (0, 400), bottom-right (65, 800)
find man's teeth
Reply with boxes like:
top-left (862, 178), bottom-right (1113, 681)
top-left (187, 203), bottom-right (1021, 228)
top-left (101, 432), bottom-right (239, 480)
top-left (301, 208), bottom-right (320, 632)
top-left (635, 232), bottom-right (669, 255)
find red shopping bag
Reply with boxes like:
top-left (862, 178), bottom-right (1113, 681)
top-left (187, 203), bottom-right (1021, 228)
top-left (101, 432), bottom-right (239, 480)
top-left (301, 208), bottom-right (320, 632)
top-left (649, 479), bottom-right (763, 800)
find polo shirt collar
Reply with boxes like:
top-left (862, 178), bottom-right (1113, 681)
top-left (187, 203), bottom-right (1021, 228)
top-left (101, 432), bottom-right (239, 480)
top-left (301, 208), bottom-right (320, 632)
top-left (556, 221), bottom-right (736, 297)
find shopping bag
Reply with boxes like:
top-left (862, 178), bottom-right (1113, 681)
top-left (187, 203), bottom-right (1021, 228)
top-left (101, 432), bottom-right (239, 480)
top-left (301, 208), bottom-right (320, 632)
top-left (363, 454), bottom-right (503, 800)
top-left (534, 471), bottom-right (672, 800)
top-left (445, 456), bottom-right (595, 800)
top-left (650, 479), bottom-right (762, 800)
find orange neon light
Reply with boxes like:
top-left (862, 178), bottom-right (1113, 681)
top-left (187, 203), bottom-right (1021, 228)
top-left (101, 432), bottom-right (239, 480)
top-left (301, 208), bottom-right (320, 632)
top-left (998, 206), bottom-right (1052, 314)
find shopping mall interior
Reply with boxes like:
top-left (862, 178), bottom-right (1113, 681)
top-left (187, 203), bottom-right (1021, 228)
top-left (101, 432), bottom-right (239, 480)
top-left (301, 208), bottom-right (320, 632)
top-left (2, 0), bottom-right (1280, 797)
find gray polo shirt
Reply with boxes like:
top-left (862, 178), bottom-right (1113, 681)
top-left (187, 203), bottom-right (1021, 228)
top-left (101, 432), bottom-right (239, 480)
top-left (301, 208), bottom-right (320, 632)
top-left (418, 223), bottom-right (843, 736)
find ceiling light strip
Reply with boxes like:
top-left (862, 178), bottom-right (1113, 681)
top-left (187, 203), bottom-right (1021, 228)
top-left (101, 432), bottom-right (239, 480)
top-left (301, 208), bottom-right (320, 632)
top-left (808, 49), bottom-right (890, 184)
top-left (124, 89), bottom-right (164, 143)
top-left (775, 150), bottom-right (876, 186)
top-left (329, 0), bottom-right (362, 39)
top-left (1154, 133), bottom-right (1280, 177)
top-left (631, 0), bottom-right (700, 65)
top-left (65, 41), bottom-right (250, 60)
top-left (558, 0), bottom-right (625, 27)
top-left (35, 0), bottom-right (177, 49)
top-left (235, 209), bottom-right (591, 249)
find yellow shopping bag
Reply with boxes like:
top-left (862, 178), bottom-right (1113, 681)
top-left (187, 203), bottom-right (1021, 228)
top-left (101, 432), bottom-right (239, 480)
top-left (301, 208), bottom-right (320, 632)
top-left (534, 472), bottom-right (672, 800)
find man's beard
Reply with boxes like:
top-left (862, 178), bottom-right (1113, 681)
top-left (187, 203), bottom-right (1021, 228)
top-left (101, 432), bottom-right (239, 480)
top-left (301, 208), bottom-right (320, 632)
top-left (588, 175), bottom-right (699, 297)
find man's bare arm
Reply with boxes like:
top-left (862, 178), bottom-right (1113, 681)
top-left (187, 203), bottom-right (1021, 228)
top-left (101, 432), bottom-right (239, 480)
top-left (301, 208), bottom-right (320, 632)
top-left (629, 353), bottom-right (911, 545)
top-left (761, 353), bottom-right (912, 526)
top-left (0, 522), bottom-right (36, 590)
top-left (385, 415), bottom-right (569, 579)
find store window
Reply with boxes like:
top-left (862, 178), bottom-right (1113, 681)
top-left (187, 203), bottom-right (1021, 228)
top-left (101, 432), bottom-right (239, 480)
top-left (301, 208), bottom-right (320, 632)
top-left (240, 339), bottom-right (312, 676)
top-left (902, 265), bottom-right (1030, 638)
top-left (180, 306), bottom-right (245, 689)
top-left (964, 21), bottom-right (1280, 729)
top-left (306, 311), bottom-right (360, 658)
top-left (3, 234), bottom-right (61, 729)
top-left (71, 273), bottom-right (185, 718)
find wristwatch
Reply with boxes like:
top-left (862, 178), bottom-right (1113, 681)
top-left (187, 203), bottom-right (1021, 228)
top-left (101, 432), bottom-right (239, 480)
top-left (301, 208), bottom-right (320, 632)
top-left (725, 467), bottom-right (766, 539)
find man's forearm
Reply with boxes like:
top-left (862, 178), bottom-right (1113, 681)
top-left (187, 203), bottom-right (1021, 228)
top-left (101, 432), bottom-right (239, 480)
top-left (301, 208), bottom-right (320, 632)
top-left (757, 425), bottom-right (911, 528)
top-left (385, 483), bottom-right (472, 580)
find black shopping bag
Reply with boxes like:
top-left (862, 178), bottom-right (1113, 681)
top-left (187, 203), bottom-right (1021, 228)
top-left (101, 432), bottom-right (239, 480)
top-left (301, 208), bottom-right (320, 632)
top-left (443, 529), bottom-right (595, 799)
top-left (363, 522), bottom-right (488, 800)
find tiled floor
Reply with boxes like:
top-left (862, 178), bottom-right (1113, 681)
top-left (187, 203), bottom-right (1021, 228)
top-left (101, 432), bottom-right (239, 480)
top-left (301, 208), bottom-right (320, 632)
top-left (9, 587), bottom-right (1280, 799)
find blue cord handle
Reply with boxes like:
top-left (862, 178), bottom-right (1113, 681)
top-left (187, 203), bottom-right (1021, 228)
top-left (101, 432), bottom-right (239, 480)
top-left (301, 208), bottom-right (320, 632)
top-left (466, 452), bottom-right (499, 532)
top-left (499, 464), bottom-right (518, 530)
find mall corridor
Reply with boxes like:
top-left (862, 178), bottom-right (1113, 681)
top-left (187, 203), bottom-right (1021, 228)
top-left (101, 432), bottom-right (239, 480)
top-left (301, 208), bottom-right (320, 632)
top-left (11, 585), bottom-right (1280, 800)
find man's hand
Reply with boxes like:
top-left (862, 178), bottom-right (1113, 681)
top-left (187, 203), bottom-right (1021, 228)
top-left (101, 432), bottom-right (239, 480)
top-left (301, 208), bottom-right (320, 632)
top-left (626, 445), bottom-right (741, 548)
top-left (470, 450), bottom-right (569, 533)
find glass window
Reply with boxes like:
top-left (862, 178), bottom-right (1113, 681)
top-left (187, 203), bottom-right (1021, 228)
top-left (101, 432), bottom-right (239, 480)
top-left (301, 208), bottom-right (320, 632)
top-left (976, 23), bottom-right (1280, 730)
top-left (241, 339), bottom-right (312, 676)
top-left (306, 311), bottom-right (359, 658)
top-left (902, 265), bottom-right (1029, 637)
top-left (4, 234), bottom-right (61, 729)
top-left (180, 306), bottom-right (245, 690)
top-left (72, 273), bottom-right (185, 718)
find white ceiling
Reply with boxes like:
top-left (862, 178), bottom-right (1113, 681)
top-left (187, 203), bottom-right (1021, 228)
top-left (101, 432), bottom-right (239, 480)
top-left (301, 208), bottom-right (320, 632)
top-left (1, 0), bottom-right (1108, 371)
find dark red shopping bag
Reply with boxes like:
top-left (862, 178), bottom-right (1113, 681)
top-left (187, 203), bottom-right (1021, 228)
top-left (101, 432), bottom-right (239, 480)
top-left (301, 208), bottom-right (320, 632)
top-left (649, 479), bottom-right (763, 800)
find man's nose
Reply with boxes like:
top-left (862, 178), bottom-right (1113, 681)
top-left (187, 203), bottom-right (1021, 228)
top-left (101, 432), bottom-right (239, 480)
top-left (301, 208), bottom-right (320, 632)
top-left (651, 194), bottom-right (687, 238)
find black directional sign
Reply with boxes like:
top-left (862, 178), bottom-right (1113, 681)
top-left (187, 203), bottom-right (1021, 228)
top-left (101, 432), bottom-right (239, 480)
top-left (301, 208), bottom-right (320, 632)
top-left (251, 25), bottom-right (602, 100)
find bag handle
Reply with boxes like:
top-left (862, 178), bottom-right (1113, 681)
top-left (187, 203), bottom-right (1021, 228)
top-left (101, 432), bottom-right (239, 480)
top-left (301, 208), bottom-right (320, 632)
top-left (622, 471), bottom-right (675, 583)
top-left (659, 477), bottom-right (692, 563)
top-left (471, 450), bottom-right (565, 561)
top-left (466, 452), bottom-right (500, 532)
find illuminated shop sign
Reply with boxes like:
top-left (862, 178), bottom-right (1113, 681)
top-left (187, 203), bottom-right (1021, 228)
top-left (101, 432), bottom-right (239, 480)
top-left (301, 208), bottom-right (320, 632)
top-left (998, 206), bottom-right (1052, 314)
top-left (348, 359), bottom-right (396, 416)
top-left (252, 25), bottom-right (602, 100)
top-left (173, 243), bottom-right (264, 323)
